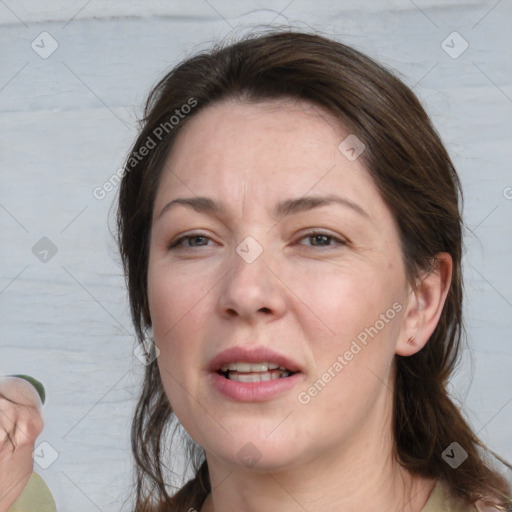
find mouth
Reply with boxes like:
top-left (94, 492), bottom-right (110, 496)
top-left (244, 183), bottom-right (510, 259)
top-left (208, 346), bottom-right (303, 401)
top-left (217, 362), bottom-right (298, 382)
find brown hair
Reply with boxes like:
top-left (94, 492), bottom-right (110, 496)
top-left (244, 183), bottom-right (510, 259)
top-left (117, 28), bottom-right (512, 511)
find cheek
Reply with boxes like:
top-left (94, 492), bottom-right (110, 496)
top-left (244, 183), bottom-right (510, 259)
top-left (147, 267), bottom-right (203, 412)
top-left (147, 261), bottom-right (215, 374)
top-left (298, 264), bottom-right (405, 367)
top-left (148, 260), bottom-right (200, 333)
top-left (299, 275), bottom-right (404, 422)
top-left (147, 267), bottom-right (184, 366)
top-left (299, 265), bottom-right (396, 327)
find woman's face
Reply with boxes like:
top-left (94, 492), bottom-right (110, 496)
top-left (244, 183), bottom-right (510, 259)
top-left (148, 99), bottom-right (411, 472)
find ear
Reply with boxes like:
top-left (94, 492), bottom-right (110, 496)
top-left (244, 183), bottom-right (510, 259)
top-left (395, 252), bottom-right (453, 356)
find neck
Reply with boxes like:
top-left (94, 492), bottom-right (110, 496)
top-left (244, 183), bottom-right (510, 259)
top-left (201, 457), bottom-right (434, 512)
top-left (199, 397), bottom-right (436, 512)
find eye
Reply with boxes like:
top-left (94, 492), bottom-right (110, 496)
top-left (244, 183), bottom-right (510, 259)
top-left (168, 233), bottom-right (214, 250)
top-left (298, 230), bottom-right (347, 248)
top-left (167, 230), bottom-right (347, 251)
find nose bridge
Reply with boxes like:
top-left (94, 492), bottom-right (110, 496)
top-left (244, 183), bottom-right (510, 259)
top-left (218, 231), bottom-right (286, 320)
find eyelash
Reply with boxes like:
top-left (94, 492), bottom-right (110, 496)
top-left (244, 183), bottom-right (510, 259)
top-left (168, 231), bottom-right (347, 250)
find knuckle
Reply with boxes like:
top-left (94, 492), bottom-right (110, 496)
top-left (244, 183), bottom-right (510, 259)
top-left (17, 413), bottom-right (44, 443)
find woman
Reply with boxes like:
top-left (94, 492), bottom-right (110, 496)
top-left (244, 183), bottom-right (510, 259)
top-left (117, 29), bottom-right (512, 511)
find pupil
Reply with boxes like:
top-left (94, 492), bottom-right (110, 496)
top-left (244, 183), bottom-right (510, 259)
top-left (313, 235), bottom-right (328, 245)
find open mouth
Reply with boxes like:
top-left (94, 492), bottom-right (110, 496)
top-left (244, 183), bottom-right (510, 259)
top-left (217, 362), bottom-right (298, 382)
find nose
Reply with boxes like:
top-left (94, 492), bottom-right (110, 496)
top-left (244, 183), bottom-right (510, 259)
top-left (217, 240), bottom-right (288, 324)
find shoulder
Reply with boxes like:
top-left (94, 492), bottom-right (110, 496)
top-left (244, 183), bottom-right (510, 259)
top-left (422, 480), bottom-right (505, 512)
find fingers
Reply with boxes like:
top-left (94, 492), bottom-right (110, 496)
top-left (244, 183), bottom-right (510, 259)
top-left (0, 378), bottom-right (43, 410)
top-left (0, 379), bottom-right (45, 512)
top-left (0, 398), bottom-right (44, 453)
top-left (0, 404), bottom-right (16, 453)
top-left (0, 428), bottom-right (15, 454)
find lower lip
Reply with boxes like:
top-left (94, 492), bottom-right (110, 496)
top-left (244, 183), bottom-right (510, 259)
top-left (209, 372), bottom-right (303, 402)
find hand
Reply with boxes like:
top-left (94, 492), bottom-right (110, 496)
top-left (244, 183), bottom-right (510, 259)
top-left (0, 377), bottom-right (44, 512)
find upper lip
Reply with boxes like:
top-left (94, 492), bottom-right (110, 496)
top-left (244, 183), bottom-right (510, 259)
top-left (208, 346), bottom-right (303, 373)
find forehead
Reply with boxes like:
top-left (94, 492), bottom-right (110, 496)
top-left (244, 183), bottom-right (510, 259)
top-left (166, 98), bottom-right (345, 171)
top-left (154, 98), bottom-right (386, 223)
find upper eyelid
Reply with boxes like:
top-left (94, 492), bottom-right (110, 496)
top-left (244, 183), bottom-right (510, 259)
top-left (169, 230), bottom-right (347, 248)
top-left (168, 233), bottom-right (214, 248)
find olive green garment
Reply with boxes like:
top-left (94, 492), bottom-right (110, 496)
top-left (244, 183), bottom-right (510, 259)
top-left (422, 479), bottom-right (503, 512)
top-left (6, 472), bottom-right (56, 512)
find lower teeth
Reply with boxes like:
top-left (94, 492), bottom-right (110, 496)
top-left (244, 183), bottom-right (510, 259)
top-left (226, 370), bottom-right (290, 383)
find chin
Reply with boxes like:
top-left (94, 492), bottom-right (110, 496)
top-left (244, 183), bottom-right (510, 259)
top-left (198, 430), bottom-right (304, 472)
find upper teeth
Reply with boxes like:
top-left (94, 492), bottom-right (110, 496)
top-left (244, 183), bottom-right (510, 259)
top-left (220, 362), bottom-right (287, 373)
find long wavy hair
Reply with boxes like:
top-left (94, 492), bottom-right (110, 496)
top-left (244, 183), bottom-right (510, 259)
top-left (117, 28), bottom-right (512, 511)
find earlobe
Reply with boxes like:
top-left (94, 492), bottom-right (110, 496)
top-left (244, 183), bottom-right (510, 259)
top-left (396, 253), bottom-right (453, 357)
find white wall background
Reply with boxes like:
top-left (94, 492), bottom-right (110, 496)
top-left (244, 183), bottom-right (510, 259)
top-left (1, 1), bottom-right (511, 510)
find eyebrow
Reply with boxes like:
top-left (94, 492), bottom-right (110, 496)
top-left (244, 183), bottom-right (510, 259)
top-left (156, 194), bottom-right (370, 221)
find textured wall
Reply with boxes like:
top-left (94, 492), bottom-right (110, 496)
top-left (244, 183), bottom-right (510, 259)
top-left (1, 1), bottom-right (511, 510)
